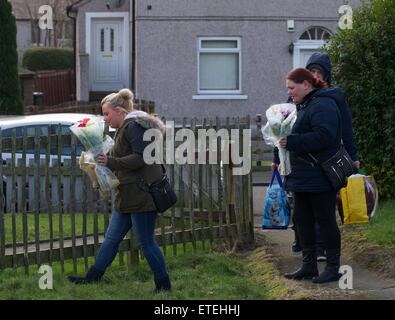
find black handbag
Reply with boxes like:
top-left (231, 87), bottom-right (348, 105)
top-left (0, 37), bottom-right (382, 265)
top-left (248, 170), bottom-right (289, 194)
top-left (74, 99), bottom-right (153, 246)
top-left (138, 165), bottom-right (177, 213)
top-left (308, 145), bottom-right (355, 191)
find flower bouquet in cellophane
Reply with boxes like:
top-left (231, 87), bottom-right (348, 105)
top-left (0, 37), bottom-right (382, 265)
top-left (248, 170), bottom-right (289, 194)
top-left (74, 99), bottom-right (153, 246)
top-left (70, 117), bottom-right (120, 199)
top-left (261, 103), bottom-right (297, 176)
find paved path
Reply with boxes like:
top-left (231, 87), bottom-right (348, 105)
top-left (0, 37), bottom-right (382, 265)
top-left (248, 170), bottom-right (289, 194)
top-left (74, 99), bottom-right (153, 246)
top-left (252, 174), bottom-right (395, 300)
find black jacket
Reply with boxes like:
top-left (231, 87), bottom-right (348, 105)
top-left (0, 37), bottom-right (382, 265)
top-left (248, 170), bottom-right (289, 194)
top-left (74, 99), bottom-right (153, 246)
top-left (273, 89), bottom-right (358, 163)
top-left (284, 88), bottom-right (342, 193)
top-left (324, 86), bottom-right (358, 161)
top-left (273, 54), bottom-right (358, 164)
top-left (306, 53), bottom-right (358, 161)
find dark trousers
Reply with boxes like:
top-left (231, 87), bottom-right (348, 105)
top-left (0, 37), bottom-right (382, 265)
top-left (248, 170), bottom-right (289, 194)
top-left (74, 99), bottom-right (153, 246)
top-left (293, 219), bottom-right (324, 249)
top-left (293, 191), bottom-right (340, 252)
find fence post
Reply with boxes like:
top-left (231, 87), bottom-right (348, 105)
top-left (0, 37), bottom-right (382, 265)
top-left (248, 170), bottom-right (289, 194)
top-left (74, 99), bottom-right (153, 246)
top-left (0, 129), bottom-right (5, 270)
top-left (198, 118), bottom-right (205, 250)
top-left (70, 134), bottom-right (78, 274)
top-left (170, 158), bottom-right (177, 257)
top-left (128, 230), bottom-right (140, 269)
top-left (224, 118), bottom-right (234, 246)
top-left (232, 119), bottom-right (244, 244)
top-left (179, 117), bottom-right (187, 253)
top-left (214, 117), bottom-right (224, 240)
top-left (20, 152), bottom-right (30, 272)
top-left (160, 116), bottom-right (167, 256)
top-left (82, 175), bottom-right (89, 271)
top-left (56, 124), bottom-right (65, 273)
top-left (247, 116), bottom-right (255, 242)
top-left (34, 128), bottom-right (41, 268)
top-left (11, 129), bottom-right (17, 269)
top-left (44, 127), bottom-right (54, 268)
top-left (208, 119), bottom-right (214, 249)
top-left (189, 118), bottom-right (197, 253)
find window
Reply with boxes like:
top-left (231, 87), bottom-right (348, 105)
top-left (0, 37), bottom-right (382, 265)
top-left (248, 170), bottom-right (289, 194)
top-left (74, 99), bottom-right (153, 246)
top-left (100, 28), bottom-right (105, 51)
top-left (197, 37), bottom-right (241, 95)
top-left (110, 28), bottom-right (114, 52)
top-left (292, 27), bottom-right (333, 69)
top-left (299, 27), bottom-right (332, 41)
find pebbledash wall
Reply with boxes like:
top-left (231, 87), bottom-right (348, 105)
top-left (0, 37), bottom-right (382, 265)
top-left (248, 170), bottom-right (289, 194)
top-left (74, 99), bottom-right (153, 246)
top-left (72, 0), bottom-right (360, 118)
top-left (135, 0), bottom-right (360, 118)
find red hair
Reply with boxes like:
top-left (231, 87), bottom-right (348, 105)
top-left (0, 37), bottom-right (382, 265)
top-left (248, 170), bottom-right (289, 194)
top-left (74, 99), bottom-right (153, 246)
top-left (287, 68), bottom-right (326, 89)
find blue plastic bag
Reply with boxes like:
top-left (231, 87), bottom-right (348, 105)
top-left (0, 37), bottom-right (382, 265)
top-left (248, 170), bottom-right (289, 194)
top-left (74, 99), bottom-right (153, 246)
top-left (262, 170), bottom-right (290, 230)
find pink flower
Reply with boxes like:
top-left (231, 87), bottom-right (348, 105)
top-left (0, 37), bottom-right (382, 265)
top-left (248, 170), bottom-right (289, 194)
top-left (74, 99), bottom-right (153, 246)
top-left (280, 109), bottom-right (291, 119)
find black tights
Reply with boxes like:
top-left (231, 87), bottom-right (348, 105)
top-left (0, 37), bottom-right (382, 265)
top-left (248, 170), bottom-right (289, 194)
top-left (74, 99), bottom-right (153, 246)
top-left (293, 191), bottom-right (340, 251)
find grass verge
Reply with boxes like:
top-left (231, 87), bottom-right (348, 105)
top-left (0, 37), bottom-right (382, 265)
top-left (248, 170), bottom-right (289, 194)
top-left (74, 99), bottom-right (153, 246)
top-left (340, 201), bottom-right (395, 280)
top-left (0, 239), bottom-right (292, 300)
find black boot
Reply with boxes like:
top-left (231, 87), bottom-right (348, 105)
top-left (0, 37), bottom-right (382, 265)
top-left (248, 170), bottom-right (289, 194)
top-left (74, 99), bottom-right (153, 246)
top-left (154, 275), bottom-right (172, 293)
top-left (67, 266), bottom-right (104, 284)
top-left (312, 249), bottom-right (341, 284)
top-left (285, 248), bottom-right (318, 280)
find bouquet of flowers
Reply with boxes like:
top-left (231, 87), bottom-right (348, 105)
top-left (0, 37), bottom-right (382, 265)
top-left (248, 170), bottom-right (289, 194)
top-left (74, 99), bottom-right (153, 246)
top-left (70, 117), bottom-right (105, 157)
top-left (261, 103), bottom-right (297, 176)
top-left (70, 116), bottom-right (120, 199)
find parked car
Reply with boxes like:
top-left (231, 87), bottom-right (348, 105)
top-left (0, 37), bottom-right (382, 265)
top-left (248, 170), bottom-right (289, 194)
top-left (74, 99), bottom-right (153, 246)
top-left (0, 113), bottom-right (108, 212)
top-left (0, 113), bottom-right (109, 164)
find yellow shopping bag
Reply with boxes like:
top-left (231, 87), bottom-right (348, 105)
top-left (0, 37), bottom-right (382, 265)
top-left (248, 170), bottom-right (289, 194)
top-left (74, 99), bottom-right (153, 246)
top-left (340, 175), bottom-right (369, 224)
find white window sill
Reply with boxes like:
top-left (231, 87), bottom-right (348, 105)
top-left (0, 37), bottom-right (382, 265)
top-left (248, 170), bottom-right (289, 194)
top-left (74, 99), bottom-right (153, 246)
top-left (192, 95), bottom-right (248, 100)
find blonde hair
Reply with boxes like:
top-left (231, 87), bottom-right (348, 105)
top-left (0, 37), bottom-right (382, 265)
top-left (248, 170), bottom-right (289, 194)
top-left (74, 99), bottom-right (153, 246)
top-left (101, 88), bottom-right (134, 113)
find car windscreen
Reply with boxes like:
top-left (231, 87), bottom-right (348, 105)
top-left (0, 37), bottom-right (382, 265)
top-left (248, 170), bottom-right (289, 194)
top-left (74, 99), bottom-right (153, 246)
top-left (1, 125), bottom-right (84, 155)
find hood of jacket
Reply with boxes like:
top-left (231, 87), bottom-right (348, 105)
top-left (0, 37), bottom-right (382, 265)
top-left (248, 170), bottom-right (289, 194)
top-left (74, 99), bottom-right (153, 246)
top-left (124, 111), bottom-right (166, 134)
top-left (306, 53), bottom-right (332, 85)
top-left (313, 86), bottom-right (346, 109)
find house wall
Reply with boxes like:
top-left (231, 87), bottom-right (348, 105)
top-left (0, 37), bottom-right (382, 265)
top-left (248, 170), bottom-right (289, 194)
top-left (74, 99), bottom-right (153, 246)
top-left (75, 0), bottom-right (131, 101)
top-left (135, 0), bottom-right (361, 118)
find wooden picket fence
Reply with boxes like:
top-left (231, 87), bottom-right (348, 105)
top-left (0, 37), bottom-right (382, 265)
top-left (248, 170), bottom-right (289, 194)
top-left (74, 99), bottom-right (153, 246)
top-left (0, 116), bottom-right (269, 273)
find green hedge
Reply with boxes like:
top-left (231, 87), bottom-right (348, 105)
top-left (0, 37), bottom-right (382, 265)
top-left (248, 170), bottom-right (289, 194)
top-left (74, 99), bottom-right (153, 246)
top-left (22, 47), bottom-right (74, 71)
top-left (0, 0), bottom-right (24, 115)
top-left (326, 0), bottom-right (395, 200)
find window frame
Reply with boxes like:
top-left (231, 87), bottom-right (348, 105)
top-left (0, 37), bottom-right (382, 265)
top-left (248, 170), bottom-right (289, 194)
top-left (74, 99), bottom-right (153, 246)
top-left (197, 37), bottom-right (242, 95)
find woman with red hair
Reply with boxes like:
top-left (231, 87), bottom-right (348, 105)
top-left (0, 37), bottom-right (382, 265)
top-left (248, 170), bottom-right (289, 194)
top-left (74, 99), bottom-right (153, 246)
top-left (280, 68), bottom-right (342, 284)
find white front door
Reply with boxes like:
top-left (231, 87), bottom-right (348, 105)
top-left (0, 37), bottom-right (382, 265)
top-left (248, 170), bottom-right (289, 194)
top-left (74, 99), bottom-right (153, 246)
top-left (292, 41), bottom-right (326, 69)
top-left (91, 19), bottom-right (124, 91)
top-left (298, 49), bottom-right (317, 68)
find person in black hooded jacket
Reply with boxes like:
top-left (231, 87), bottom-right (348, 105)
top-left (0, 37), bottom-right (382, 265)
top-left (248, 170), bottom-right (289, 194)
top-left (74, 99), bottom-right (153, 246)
top-left (280, 68), bottom-right (343, 284)
top-left (273, 53), bottom-right (359, 165)
top-left (306, 52), bottom-right (359, 167)
top-left (272, 53), bottom-right (359, 260)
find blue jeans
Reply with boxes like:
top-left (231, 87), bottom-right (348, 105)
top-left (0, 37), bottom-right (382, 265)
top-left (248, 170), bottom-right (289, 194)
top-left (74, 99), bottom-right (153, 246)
top-left (93, 211), bottom-right (169, 280)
